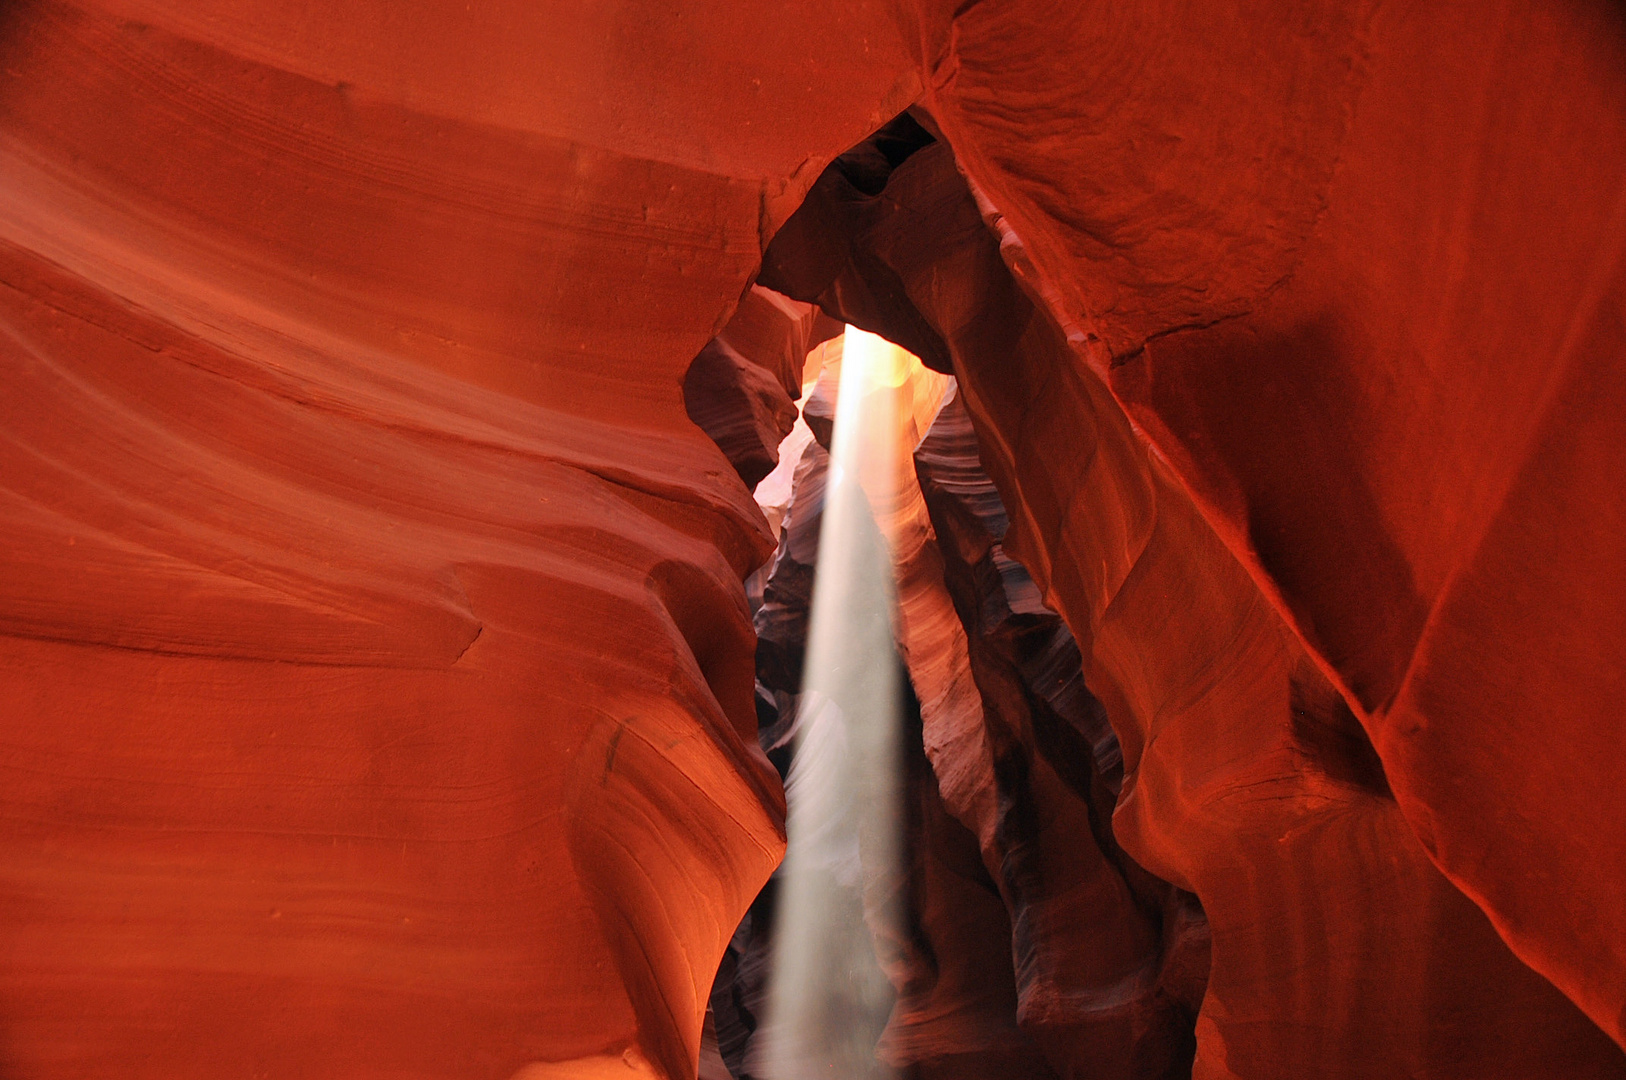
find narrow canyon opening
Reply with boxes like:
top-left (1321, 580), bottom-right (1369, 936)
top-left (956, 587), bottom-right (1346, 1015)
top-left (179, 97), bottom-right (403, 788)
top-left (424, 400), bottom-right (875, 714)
top-left (2, 6), bottom-right (1623, 1080)
top-left (681, 110), bottom-right (1626, 1080)
top-left (683, 116), bottom-right (1213, 1080)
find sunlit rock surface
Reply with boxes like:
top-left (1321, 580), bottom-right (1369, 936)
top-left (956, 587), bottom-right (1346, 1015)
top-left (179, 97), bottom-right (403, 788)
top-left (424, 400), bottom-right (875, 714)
top-left (1, 0), bottom-right (1624, 1077)
top-left (0, 2), bottom-right (911, 1077)
top-left (760, 113), bottom-right (1626, 1077)
top-left (898, 0), bottom-right (1626, 1052)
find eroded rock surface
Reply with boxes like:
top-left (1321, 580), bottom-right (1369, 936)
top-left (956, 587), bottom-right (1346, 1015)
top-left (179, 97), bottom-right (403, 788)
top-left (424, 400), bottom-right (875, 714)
top-left (683, 286), bottom-right (836, 490)
top-left (899, 0), bottom-right (1626, 1049)
top-left (1, 0), bottom-right (1623, 1077)
top-left (0, 2), bottom-right (910, 1077)
top-left (701, 340), bottom-right (1205, 1080)
top-left (912, 394), bottom-right (1208, 1080)
top-left (760, 115), bottom-right (1626, 1077)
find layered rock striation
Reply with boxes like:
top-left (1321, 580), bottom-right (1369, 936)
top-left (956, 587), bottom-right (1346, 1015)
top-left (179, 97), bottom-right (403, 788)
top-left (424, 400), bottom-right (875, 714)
top-left (911, 394), bottom-right (1208, 1080)
top-left (0, 2), bottom-right (911, 1077)
top-left (759, 112), bottom-right (1626, 1077)
top-left (697, 338), bottom-right (1206, 1079)
top-left (895, 0), bottom-right (1626, 1053)
top-left (0, 0), bottom-right (1623, 1078)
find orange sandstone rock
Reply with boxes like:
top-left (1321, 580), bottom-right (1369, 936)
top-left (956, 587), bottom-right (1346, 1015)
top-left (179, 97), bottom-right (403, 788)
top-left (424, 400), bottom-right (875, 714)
top-left (0, 2), bottom-right (910, 1077)
top-left (905, 0), bottom-right (1626, 1048)
top-left (760, 114), bottom-right (1626, 1077)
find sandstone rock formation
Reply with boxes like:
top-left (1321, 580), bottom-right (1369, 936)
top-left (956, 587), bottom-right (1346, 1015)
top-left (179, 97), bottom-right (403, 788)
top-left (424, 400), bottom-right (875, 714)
top-left (683, 286), bottom-right (838, 491)
top-left (911, 393), bottom-right (1208, 1080)
top-left (758, 112), bottom-right (1626, 1077)
top-left (1, 0), bottom-right (1623, 1078)
top-left (894, 0), bottom-right (1626, 1054)
top-left (0, 2), bottom-right (909, 1076)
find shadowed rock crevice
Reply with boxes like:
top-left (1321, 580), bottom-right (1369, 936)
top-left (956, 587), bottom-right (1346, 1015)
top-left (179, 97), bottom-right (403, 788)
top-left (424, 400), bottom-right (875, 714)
top-left (689, 305), bottom-right (1205, 1077)
top-left (1, 3), bottom-right (1624, 1078)
top-left (752, 112), bottom-right (1626, 1079)
top-left (913, 392), bottom-right (1207, 1080)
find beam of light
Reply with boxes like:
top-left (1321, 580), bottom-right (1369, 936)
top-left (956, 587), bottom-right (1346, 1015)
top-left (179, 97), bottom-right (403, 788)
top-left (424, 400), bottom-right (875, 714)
top-left (760, 327), bottom-right (905, 1080)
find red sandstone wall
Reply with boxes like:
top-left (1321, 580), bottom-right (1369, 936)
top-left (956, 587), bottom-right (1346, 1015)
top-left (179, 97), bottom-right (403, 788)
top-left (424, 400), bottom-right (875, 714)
top-left (1, 0), bottom-right (1623, 1076)
top-left (759, 107), bottom-right (1626, 1076)
top-left (900, 0), bottom-right (1626, 1053)
top-left (0, 2), bottom-right (909, 1076)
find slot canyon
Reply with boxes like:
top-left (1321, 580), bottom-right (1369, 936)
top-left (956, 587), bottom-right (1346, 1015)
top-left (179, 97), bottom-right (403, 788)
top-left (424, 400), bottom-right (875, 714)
top-left (0, 1), bottom-right (1623, 1078)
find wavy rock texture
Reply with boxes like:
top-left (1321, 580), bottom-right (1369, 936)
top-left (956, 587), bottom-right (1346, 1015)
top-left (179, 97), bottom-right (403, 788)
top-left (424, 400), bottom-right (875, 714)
top-left (911, 393), bottom-right (1209, 1080)
top-left (2, 0), bottom-right (1624, 1077)
top-left (683, 286), bottom-right (837, 491)
top-left (759, 117), bottom-right (1626, 1078)
top-left (0, 2), bottom-right (914, 1077)
top-left (712, 351), bottom-right (1066, 1080)
top-left (898, 0), bottom-right (1626, 1052)
top-left (704, 339), bottom-right (1204, 1080)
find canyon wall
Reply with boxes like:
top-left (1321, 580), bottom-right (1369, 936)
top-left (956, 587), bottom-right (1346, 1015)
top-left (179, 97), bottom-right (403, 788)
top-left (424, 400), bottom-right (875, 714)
top-left (699, 340), bottom-right (1206, 1080)
top-left (758, 105), bottom-right (1626, 1077)
top-left (0, 0), bottom-right (1622, 1078)
top-left (892, 0), bottom-right (1626, 1053)
top-left (0, 2), bottom-right (908, 1077)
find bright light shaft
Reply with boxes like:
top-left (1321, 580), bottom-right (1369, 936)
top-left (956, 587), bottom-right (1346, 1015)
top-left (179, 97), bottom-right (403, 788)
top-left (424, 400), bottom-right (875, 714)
top-left (762, 327), bottom-right (904, 1080)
